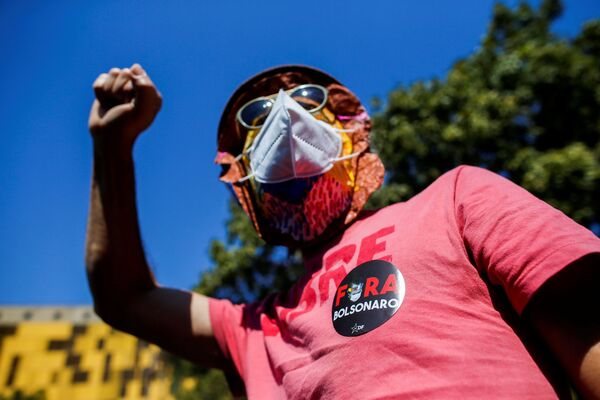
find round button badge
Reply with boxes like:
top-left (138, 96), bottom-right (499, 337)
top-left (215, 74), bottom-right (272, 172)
top-left (332, 260), bottom-right (405, 337)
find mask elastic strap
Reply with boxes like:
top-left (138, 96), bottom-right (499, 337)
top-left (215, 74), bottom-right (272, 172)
top-left (237, 173), bottom-right (254, 183)
top-left (331, 148), bottom-right (365, 162)
top-left (234, 147), bottom-right (254, 162)
top-left (334, 127), bottom-right (358, 133)
top-left (233, 148), bottom-right (255, 182)
top-left (237, 150), bottom-right (362, 183)
top-left (316, 119), bottom-right (358, 134)
top-left (337, 111), bottom-right (369, 121)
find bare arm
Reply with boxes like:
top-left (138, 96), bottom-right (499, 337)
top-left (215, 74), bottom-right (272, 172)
top-left (86, 64), bottom-right (226, 369)
top-left (524, 253), bottom-right (600, 399)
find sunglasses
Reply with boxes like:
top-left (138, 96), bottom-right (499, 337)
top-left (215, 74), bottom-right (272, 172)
top-left (236, 84), bottom-right (329, 130)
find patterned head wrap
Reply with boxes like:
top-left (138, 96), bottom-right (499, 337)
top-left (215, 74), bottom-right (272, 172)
top-left (216, 65), bottom-right (384, 248)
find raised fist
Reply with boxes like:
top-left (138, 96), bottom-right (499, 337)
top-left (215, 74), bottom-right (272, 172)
top-left (88, 64), bottom-right (162, 147)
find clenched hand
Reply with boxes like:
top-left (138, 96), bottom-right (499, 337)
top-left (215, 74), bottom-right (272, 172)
top-left (88, 63), bottom-right (162, 149)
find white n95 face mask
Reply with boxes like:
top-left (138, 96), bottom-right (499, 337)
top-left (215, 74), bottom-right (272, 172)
top-left (237, 89), bottom-right (361, 184)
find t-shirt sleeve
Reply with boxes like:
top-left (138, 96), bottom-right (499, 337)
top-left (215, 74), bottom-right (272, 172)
top-left (208, 297), bottom-right (250, 395)
top-left (454, 165), bottom-right (600, 314)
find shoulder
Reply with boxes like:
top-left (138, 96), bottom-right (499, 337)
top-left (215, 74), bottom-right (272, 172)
top-left (443, 165), bottom-right (507, 186)
top-left (414, 165), bottom-right (504, 196)
top-left (413, 165), bottom-right (502, 204)
top-left (348, 166), bottom-right (511, 228)
top-left (446, 165), bottom-right (529, 202)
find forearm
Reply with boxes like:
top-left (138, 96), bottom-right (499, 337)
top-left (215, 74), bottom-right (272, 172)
top-left (526, 254), bottom-right (600, 399)
top-left (534, 315), bottom-right (600, 399)
top-left (85, 137), bottom-right (156, 320)
top-left (578, 343), bottom-right (600, 399)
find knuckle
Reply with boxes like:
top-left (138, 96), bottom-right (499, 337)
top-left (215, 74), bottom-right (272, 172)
top-left (137, 80), bottom-right (152, 88)
top-left (93, 85), bottom-right (107, 95)
top-left (109, 68), bottom-right (120, 76)
top-left (93, 74), bottom-right (108, 87)
top-left (102, 79), bottom-right (113, 90)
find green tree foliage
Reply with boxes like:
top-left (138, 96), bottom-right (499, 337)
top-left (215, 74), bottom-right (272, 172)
top-left (370, 0), bottom-right (600, 230)
top-left (168, 354), bottom-right (232, 400)
top-left (172, 1), bottom-right (600, 397)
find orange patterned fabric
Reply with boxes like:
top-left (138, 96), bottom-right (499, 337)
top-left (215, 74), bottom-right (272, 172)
top-left (216, 66), bottom-right (384, 247)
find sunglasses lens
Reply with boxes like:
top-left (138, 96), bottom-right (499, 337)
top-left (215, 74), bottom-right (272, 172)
top-left (240, 99), bottom-right (273, 128)
top-left (290, 85), bottom-right (326, 111)
top-left (237, 85), bottom-right (328, 129)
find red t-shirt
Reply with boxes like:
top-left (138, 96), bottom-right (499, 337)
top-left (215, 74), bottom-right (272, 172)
top-left (209, 166), bottom-right (600, 399)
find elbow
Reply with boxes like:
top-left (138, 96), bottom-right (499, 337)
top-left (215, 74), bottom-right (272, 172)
top-left (88, 279), bottom-right (128, 329)
top-left (94, 301), bottom-right (148, 338)
top-left (85, 253), bottom-right (157, 330)
top-left (92, 301), bottom-right (121, 328)
top-left (91, 294), bottom-right (137, 333)
top-left (85, 259), bottom-right (130, 329)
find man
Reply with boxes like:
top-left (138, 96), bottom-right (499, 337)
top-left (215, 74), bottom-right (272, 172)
top-left (86, 63), bottom-right (600, 399)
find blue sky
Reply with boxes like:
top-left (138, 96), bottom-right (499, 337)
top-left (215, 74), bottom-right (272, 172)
top-left (1, 1), bottom-right (598, 305)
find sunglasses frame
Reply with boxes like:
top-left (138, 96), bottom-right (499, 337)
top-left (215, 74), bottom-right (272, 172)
top-left (236, 84), bottom-right (329, 130)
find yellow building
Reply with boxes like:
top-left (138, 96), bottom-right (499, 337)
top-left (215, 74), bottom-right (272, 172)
top-left (0, 306), bottom-right (174, 400)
